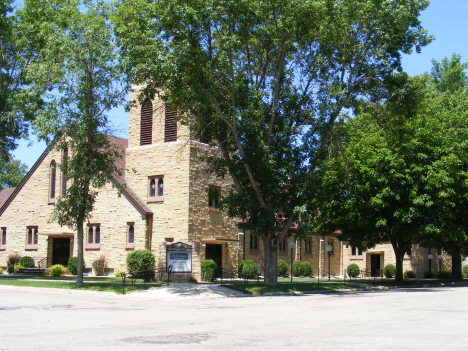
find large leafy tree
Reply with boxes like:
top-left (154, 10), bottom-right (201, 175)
top-left (24, 0), bottom-right (128, 285)
top-left (318, 60), bottom-right (468, 282)
top-left (113, 0), bottom-right (431, 285)
top-left (0, 0), bottom-right (45, 166)
top-left (0, 159), bottom-right (27, 190)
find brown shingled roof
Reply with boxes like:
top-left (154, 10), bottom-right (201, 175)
top-left (0, 187), bottom-right (16, 209)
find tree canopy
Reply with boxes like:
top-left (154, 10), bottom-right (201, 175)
top-left (113, 0), bottom-right (431, 285)
top-left (0, 159), bottom-right (27, 190)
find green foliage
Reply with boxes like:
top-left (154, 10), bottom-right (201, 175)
top-left (0, 267), bottom-right (3, 274)
top-left (277, 259), bottom-right (288, 276)
top-left (13, 263), bottom-right (24, 272)
top-left (405, 270), bottom-right (417, 279)
top-left (0, 160), bottom-right (28, 190)
top-left (292, 261), bottom-right (304, 277)
top-left (241, 260), bottom-right (258, 279)
top-left (126, 250), bottom-right (155, 275)
top-left (438, 270), bottom-right (451, 279)
top-left (424, 272), bottom-right (434, 279)
top-left (114, 269), bottom-right (124, 278)
top-left (383, 264), bottom-right (396, 278)
top-left (67, 257), bottom-right (85, 275)
top-left (92, 255), bottom-right (107, 276)
top-left (7, 253), bottom-right (21, 266)
top-left (113, 0), bottom-right (431, 285)
top-left (49, 264), bottom-right (66, 276)
top-left (347, 264), bottom-right (360, 278)
top-left (463, 265), bottom-right (468, 278)
top-left (200, 259), bottom-right (217, 282)
top-left (7, 265), bottom-right (14, 274)
top-left (302, 262), bottom-right (313, 276)
top-left (19, 256), bottom-right (34, 268)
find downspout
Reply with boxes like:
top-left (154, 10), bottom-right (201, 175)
top-left (146, 214), bottom-right (153, 251)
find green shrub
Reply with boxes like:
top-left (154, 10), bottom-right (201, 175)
top-left (383, 264), bottom-right (396, 278)
top-left (201, 259), bottom-right (217, 282)
top-left (438, 270), bottom-right (451, 279)
top-left (424, 271), bottom-right (434, 279)
top-left (238, 261), bottom-right (244, 273)
top-left (302, 261), bottom-right (313, 276)
top-left (405, 270), bottom-right (417, 278)
top-left (49, 264), bottom-right (66, 276)
top-left (14, 263), bottom-right (24, 272)
top-left (7, 264), bottom-right (14, 274)
top-left (114, 269), bottom-right (124, 278)
top-left (0, 267), bottom-right (3, 274)
top-left (92, 255), bottom-right (107, 276)
top-left (67, 257), bottom-right (86, 275)
top-left (7, 253), bottom-right (21, 266)
top-left (19, 256), bottom-right (34, 268)
top-left (462, 265), bottom-right (468, 278)
top-left (277, 259), bottom-right (288, 276)
top-left (292, 261), bottom-right (304, 276)
top-left (347, 263), bottom-right (360, 278)
top-left (242, 260), bottom-right (258, 279)
top-left (126, 250), bottom-right (155, 275)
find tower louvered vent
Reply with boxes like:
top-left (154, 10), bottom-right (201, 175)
top-left (165, 106), bottom-right (177, 142)
top-left (140, 100), bottom-right (153, 145)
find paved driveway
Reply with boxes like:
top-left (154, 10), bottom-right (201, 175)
top-left (0, 284), bottom-right (465, 350)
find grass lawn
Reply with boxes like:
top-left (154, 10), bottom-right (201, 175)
top-left (0, 275), bottom-right (161, 294)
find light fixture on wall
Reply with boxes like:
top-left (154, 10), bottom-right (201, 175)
top-left (70, 238), bottom-right (74, 243)
top-left (202, 244), bottom-right (206, 247)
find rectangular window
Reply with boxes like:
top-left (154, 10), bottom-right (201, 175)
top-left (148, 175), bottom-right (164, 203)
top-left (0, 227), bottom-right (6, 250)
top-left (406, 247), bottom-right (412, 256)
top-left (126, 222), bottom-right (135, 249)
top-left (305, 237), bottom-right (312, 254)
top-left (208, 186), bottom-right (221, 211)
top-left (26, 226), bottom-right (38, 250)
top-left (279, 238), bottom-right (287, 253)
top-left (249, 233), bottom-right (258, 251)
top-left (351, 246), bottom-right (363, 256)
top-left (86, 224), bottom-right (101, 249)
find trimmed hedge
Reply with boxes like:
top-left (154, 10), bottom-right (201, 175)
top-left (277, 259), bottom-right (288, 276)
top-left (383, 264), bottom-right (396, 278)
top-left (241, 260), bottom-right (258, 279)
top-left (67, 257), bottom-right (85, 275)
top-left (201, 259), bottom-right (217, 282)
top-left (405, 270), bottom-right (417, 278)
top-left (292, 261), bottom-right (303, 277)
top-left (0, 267), bottom-right (3, 274)
top-left (126, 250), bottom-right (155, 275)
top-left (49, 264), bottom-right (66, 276)
top-left (462, 265), bottom-right (468, 278)
top-left (438, 270), bottom-right (451, 279)
top-left (114, 269), bottom-right (124, 278)
top-left (347, 263), bottom-right (360, 278)
top-left (302, 261), bottom-right (313, 276)
top-left (19, 256), bottom-right (34, 268)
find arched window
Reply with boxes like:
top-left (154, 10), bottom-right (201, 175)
top-left (28, 228), bottom-right (33, 245)
top-left (88, 227), bottom-right (93, 244)
top-left (158, 178), bottom-right (163, 196)
top-left (62, 147), bottom-right (68, 197)
top-left (34, 228), bottom-right (38, 245)
top-left (165, 106), bottom-right (177, 142)
top-left (95, 226), bottom-right (100, 244)
top-left (50, 161), bottom-right (56, 200)
top-left (140, 99), bottom-right (153, 145)
top-left (150, 179), bottom-right (156, 197)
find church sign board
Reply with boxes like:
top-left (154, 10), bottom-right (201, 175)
top-left (166, 242), bottom-right (192, 273)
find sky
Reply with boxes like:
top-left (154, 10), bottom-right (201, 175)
top-left (12, 0), bottom-right (468, 170)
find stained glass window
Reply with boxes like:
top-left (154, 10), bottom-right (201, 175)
top-left (128, 225), bottom-right (134, 244)
top-left (158, 178), bottom-right (163, 196)
top-left (150, 179), bottom-right (156, 197)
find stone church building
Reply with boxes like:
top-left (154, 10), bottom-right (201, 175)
top-left (0, 88), bottom-right (449, 280)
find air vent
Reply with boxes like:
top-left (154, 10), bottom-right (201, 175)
top-left (140, 100), bottom-right (153, 145)
top-left (165, 106), bottom-right (177, 142)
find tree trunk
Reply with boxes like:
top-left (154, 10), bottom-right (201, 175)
top-left (76, 220), bottom-right (84, 285)
top-left (451, 249), bottom-right (462, 279)
top-left (262, 236), bottom-right (278, 286)
top-left (393, 247), bottom-right (405, 283)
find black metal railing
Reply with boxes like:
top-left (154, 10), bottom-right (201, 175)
top-left (121, 266), bottom-right (172, 294)
top-left (37, 257), bottom-right (70, 268)
top-left (347, 269), bottom-right (383, 285)
top-left (218, 267), bottom-right (261, 294)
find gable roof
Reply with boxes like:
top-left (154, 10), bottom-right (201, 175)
top-left (0, 135), bottom-right (152, 217)
top-left (0, 187), bottom-right (16, 209)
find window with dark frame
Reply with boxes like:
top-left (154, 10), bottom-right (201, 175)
top-left (1, 227), bottom-right (6, 246)
top-left (62, 147), bottom-right (68, 197)
top-left (305, 238), bottom-right (312, 254)
top-left (128, 223), bottom-right (134, 244)
top-left (406, 247), bottom-right (412, 256)
top-left (249, 233), bottom-right (258, 251)
top-left (148, 176), bottom-right (164, 201)
top-left (158, 178), bottom-right (163, 196)
top-left (208, 186), bottom-right (221, 209)
top-left (351, 246), bottom-right (363, 256)
top-left (26, 226), bottom-right (38, 248)
top-left (87, 224), bottom-right (101, 247)
top-left (50, 161), bottom-right (56, 200)
top-left (279, 237), bottom-right (287, 252)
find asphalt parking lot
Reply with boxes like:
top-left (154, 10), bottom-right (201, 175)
top-left (0, 284), bottom-right (465, 350)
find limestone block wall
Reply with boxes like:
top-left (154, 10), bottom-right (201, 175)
top-left (128, 86), bottom-right (190, 148)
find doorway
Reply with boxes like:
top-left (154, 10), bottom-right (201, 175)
top-left (370, 254), bottom-right (381, 277)
top-left (52, 238), bottom-right (71, 266)
top-left (205, 244), bottom-right (223, 277)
